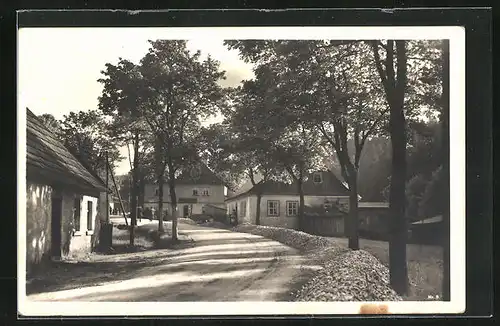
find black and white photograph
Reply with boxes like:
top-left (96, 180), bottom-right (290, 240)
top-left (17, 25), bottom-right (465, 316)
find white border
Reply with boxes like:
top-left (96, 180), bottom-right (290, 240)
top-left (17, 26), bottom-right (466, 316)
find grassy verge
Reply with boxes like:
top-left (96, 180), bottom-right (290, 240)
top-left (230, 223), bottom-right (442, 301)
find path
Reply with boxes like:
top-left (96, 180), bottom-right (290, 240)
top-left (27, 221), bottom-right (308, 302)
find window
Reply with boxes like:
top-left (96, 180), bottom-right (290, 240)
top-left (240, 201), bottom-right (247, 217)
top-left (155, 188), bottom-right (159, 196)
top-left (202, 188), bottom-right (209, 196)
top-left (267, 200), bottom-right (279, 216)
top-left (73, 197), bottom-right (81, 231)
top-left (87, 201), bottom-right (93, 231)
top-left (286, 201), bottom-right (298, 217)
top-left (192, 189), bottom-right (199, 196)
top-left (313, 172), bottom-right (322, 183)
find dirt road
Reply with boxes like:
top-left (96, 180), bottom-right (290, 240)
top-left (27, 222), bottom-right (309, 302)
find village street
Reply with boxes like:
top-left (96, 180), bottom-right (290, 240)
top-left (27, 221), bottom-right (312, 302)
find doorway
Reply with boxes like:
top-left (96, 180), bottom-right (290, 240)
top-left (51, 192), bottom-right (63, 258)
top-left (183, 205), bottom-right (189, 218)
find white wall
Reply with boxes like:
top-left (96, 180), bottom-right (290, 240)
top-left (77, 195), bottom-right (98, 233)
top-left (226, 194), bottom-right (350, 229)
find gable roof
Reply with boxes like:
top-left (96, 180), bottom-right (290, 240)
top-left (26, 108), bottom-right (107, 193)
top-left (225, 170), bottom-right (350, 201)
top-left (175, 162), bottom-right (225, 185)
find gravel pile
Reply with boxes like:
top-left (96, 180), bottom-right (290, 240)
top-left (232, 224), bottom-right (402, 302)
top-left (232, 224), bottom-right (347, 253)
top-left (294, 250), bottom-right (402, 301)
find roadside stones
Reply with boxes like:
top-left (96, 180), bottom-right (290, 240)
top-left (233, 224), bottom-right (402, 302)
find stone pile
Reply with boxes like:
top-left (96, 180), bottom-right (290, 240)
top-left (232, 224), bottom-right (402, 302)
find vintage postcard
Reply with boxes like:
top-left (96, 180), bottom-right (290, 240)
top-left (17, 25), bottom-right (465, 316)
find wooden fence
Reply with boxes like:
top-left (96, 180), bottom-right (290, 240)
top-left (302, 214), bottom-right (345, 237)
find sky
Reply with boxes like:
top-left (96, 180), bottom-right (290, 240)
top-left (18, 28), bottom-right (255, 175)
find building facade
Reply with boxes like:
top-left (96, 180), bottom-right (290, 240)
top-left (143, 163), bottom-right (226, 218)
top-left (26, 109), bottom-right (108, 274)
top-left (225, 170), bottom-right (350, 232)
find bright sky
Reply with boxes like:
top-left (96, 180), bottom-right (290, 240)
top-left (18, 28), bottom-right (255, 175)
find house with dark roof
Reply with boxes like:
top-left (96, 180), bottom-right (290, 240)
top-left (26, 108), bottom-right (108, 274)
top-left (143, 162), bottom-right (227, 218)
top-left (225, 170), bottom-right (350, 232)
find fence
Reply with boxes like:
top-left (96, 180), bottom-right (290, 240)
top-left (302, 213), bottom-right (345, 237)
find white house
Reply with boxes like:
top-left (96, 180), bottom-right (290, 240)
top-left (225, 170), bottom-right (351, 231)
top-left (143, 163), bottom-right (227, 218)
top-left (26, 109), bottom-right (108, 274)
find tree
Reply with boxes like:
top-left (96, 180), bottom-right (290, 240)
top-left (418, 166), bottom-right (444, 219)
top-left (98, 58), bottom-right (151, 245)
top-left (38, 113), bottom-right (62, 133)
top-left (405, 173), bottom-right (430, 221)
top-left (305, 41), bottom-right (388, 250)
top-left (227, 40), bottom-right (388, 247)
top-left (371, 40), bottom-right (409, 295)
top-left (247, 66), bottom-right (326, 230)
top-left (58, 110), bottom-right (122, 174)
top-left (137, 40), bottom-right (228, 239)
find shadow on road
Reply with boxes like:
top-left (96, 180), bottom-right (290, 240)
top-left (26, 222), bottom-right (297, 301)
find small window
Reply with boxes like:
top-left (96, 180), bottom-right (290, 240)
top-left (192, 189), bottom-right (199, 196)
top-left (154, 188), bottom-right (159, 196)
top-left (202, 189), bottom-right (209, 196)
top-left (73, 197), bottom-right (81, 231)
top-left (87, 201), bottom-right (93, 231)
top-left (313, 172), bottom-right (322, 183)
top-left (286, 201), bottom-right (298, 216)
top-left (267, 200), bottom-right (279, 216)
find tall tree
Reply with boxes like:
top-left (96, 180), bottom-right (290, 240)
top-left (226, 40), bottom-right (388, 246)
top-left (58, 110), bottom-right (123, 174)
top-left (304, 41), bottom-right (388, 250)
top-left (98, 58), bottom-right (151, 245)
top-left (138, 40), bottom-right (227, 239)
top-left (371, 40), bottom-right (409, 295)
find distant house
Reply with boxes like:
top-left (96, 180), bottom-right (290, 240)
top-left (143, 163), bottom-right (227, 218)
top-left (225, 170), bottom-right (350, 233)
top-left (410, 215), bottom-right (444, 245)
top-left (26, 109), bottom-right (108, 274)
top-left (358, 201), bottom-right (390, 235)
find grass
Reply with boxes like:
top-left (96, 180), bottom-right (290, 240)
top-left (329, 237), bottom-right (443, 300)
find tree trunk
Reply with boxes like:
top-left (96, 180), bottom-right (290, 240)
top-left (158, 174), bottom-right (165, 233)
top-left (441, 39), bottom-right (450, 301)
top-left (129, 131), bottom-right (140, 245)
top-left (387, 40), bottom-right (409, 296)
top-left (168, 173), bottom-right (179, 241)
top-left (297, 179), bottom-right (305, 231)
top-left (347, 168), bottom-right (360, 250)
top-left (255, 192), bottom-right (262, 225)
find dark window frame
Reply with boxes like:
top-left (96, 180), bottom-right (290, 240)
top-left (267, 200), bottom-right (279, 216)
top-left (286, 200), bottom-right (299, 217)
top-left (313, 172), bottom-right (322, 183)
